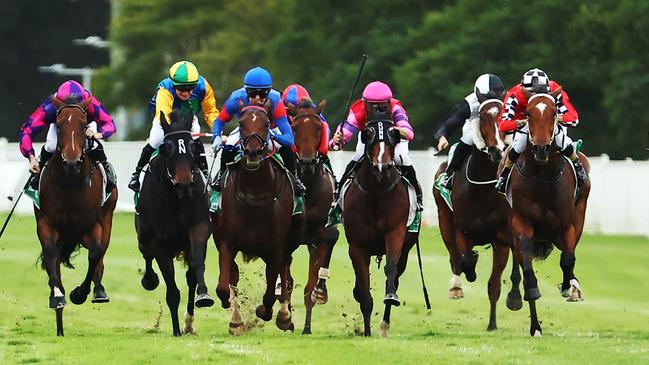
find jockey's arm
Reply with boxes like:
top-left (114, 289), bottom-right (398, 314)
top-left (556, 91), bottom-right (579, 127)
top-left (498, 91), bottom-right (520, 134)
top-left (211, 93), bottom-right (239, 141)
top-left (200, 80), bottom-right (219, 129)
top-left (271, 101), bottom-right (294, 147)
top-left (435, 100), bottom-right (470, 140)
top-left (154, 87), bottom-right (175, 124)
top-left (18, 101), bottom-right (51, 158)
top-left (393, 105), bottom-right (414, 141)
top-left (87, 96), bottom-right (116, 140)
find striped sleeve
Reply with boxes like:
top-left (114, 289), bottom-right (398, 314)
top-left (498, 91), bottom-right (519, 133)
top-left (87, 96), bottom-right (116, 140)
top-left (392, 104), bottom-right (414, 140)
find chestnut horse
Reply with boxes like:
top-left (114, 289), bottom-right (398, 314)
top-left (135, 110), bottom-right (214, 336)
top-left (286, 98), bottom-right (339, 335)
top-left (433, 99), bottom-right (523, 331)
top-left (505, 89), bottom-right (591, 336)
top-left (212, 102), bottom-right (295, 335)
top-left (343, 117), bottom-right (418, 337)
top-left (36, 96), bottom-right (118, 336)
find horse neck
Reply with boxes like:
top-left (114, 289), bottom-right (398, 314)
top-left (356, 159), bottom-right (400, 193)
top-left (46, 151), bottom-right (93, 187)
top-left (237, 159), bottom-right (279, 196)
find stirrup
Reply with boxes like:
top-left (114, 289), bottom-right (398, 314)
top-left (128, 173), bottom-right (140, 192)
top-left (29, 173), bottom-right (40, 191)
top-left (442, 173), bottom-right (453, 190)
top-left (495, 176), bottom-right (507, 194)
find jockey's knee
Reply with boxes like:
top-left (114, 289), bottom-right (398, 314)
top-left (561, 143), bottom-right (575, 158)
top-left (460, 134), bottom-right (474, 146)
top-left (508, 148), bottom-right (521, 162)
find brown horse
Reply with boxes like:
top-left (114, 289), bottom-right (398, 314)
top-left (212, 102), bottom-right (295, 335)
top-left (286, 98), bottom-right (339, 335)
top-left (433, 99), bottom-right (523, 331)
top-left (135, 110), bottom-right (214, 336)
top-left (505, 89), bottom-right (591, 336)
top-left (343, 117), bottom-right (418, 337)
top-left (36, 96), bottom-right (118, 336)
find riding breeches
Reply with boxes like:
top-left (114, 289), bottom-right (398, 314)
top-left (44, 122), bottom-right (102, 153)
top-left (350, 133), bottom-right (413, 166)
top-left (511, 124), bottom-right (572, 155)
top-left (459, 119), bottom-right (475, 146)
top-left (147, 115), bottom-right (201, 148)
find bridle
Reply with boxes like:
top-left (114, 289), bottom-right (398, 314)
top-left (291, 112), bottom-right (325, 173)
top-left (161, 130), bottom-right (195, 186)
top-left (55, 103), bottom-right (90, 162)
top-left (240, 105), bottom-right (273, 167)
top-left (526, 93), bottom-right (557, 146)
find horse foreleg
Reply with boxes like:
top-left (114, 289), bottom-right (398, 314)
top-left (349, 244), bottom-right (372, 336)
top-left (276, 254), bottom-right (294, 332)
top-left (312, 227), bottom-right (339, 305)
top-left (70, 224), bottom-right (103, 305)
top-left (183, 268), bottom-right (197, 335)
top-left (39, 223), bottom-right (65, 336)
top-left (487, 243), bottom-right (509, 331)
top-left (381, 238), bottom-right (411, 338)
top-left (383, 228), bottom-right (405, 307)
top-left (437, 200), bottom-right (463, 298)
top-left (303, 246), bottom-right (318, 335)
top-left (506, 248), bottom-right (523, 311)
top-left (519, 236), bottom-right (542, 337)
top-left (94, 201), bottom-right (115, 303)
top-left (188, 223), bottom-right (214, 308)
top-left (216, 243), bottom-right (233, 308)
top-left (559, 226), bottom-right (583, 302)
top-left (456, 229), bottom-right (478, 282)
top-left (156, 255), bottom-right (181, 336)
top-left (228, 285), bottom-right (245, 335)
top-left (256, 258), bottom-right (279, 322)
top-left (141, 257), bottom-right (159, 290)
top-left (90, 257), bottom-right (109, 303)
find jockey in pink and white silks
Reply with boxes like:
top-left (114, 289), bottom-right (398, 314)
top-left (435, 74), bottom-right (506, 190)
top-left (329, 81), bottom-right (423, 211)
top-left (18, 80), bottom-right (117, 191)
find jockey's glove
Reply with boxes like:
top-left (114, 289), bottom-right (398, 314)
top-left (212, 137), bottom-right (223, 154)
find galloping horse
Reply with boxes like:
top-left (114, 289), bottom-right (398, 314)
top-left (433, 99), bottom-right (522, 331)
top-left (286, 98), bottom-right (339, 335)
top-left (212, 101), bottom-right (295, 335)
top-left (343, 117), bottom-right (418, 337)
top-left (136, 110), bottom-right (214, 336)
top-left (505, 88), bottom-right (591, 336)
top-left (36, 96), bottom-right (118, 336)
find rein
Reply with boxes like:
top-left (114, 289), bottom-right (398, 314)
top-left (464, 155), bottom-right (497, 185)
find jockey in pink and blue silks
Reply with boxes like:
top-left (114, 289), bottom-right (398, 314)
top-left (329, 81), bottom-right (423, 210)
top-left (281, 83), bottom-right (334, 172)
top-left (210, 66), bottom-right (306, 196)
top-left (18, 80), bottom-right (117, 191)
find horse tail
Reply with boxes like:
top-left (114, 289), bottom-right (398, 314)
top-left (39, 241), bottom-right (80, 270)
top-left (531, 239), bottom-right (553, 260)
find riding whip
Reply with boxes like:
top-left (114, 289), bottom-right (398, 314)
top-left (415, 238), bottom-right (432, 310)
top-left (332, 54), bottom-right (368, 151)
top-left (0, 177), bottom-right (31, 239)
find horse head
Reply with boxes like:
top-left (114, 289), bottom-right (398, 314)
top-left (475, 99), bottom-right (505, 164)
top-left (238, 99), bottom-right (272, 171)
top-left (159, 110), bottom-right (197, 199)
top-left (362, 119), bottom-right (400, 177)
top-left (523, 87), bottom-right (562, 164)
top-left (288, 98), bottom-right (326, 175)
top-left (51, 96), bottom-right (92, 176)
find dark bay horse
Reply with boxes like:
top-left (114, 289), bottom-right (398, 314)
top-left (505, 89), bottom-right (591, 336)
top-left (135, 110), bottom-right (214, 336)
top-left (433, 99), bottom-right (522, 331)
top-left (343, 117), bottom-right (418, 337)
top-left (36, 96), bottom-right (118, 336)
top-left (286, 98), bottom-right (339, 335)
top-left (212, 102), bottom-right (295, 335)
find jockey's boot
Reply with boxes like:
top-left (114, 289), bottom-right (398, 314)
top-left (401, 165), bottom-right (423, 211)
top-left (212, 148), bottom-right (237, 192)
top-left (572, 157), bottom-right (588, 187)
top-left (87, 143), bottom-right (116, 193)
top-left (331, 160), bottom-right (359, 207)
top-left (128, 144), bottom-right (155, 193)
top-left (495, 148), bottom-right (519, 194)
top-left (321, 154), bottom-right (334, 174)
top-left (279, 146), bottom-right (306, 196)
top-left (193, 139), bottom-right (210, 179)
top-left (30, 147), bottom-right (53, 191)
top-left (442, 140), bottom-right (472, 190)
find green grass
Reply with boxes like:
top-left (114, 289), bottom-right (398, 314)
top-left (0, 213), bottom-right (648, 364)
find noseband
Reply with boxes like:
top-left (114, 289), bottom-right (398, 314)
top-left (526, 94), bottom-right (557, 146)
top-left (240, 105), bottom-right (273, 160)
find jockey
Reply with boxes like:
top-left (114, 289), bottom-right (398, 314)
top-left (435, 73), bottom-right (505, 189)
top-left (329, 81), bottom-right (423, 210)
top-left (495, 68), bottom-right (588, 193)
top-left (128, 60), bottom-right (218, 192)
top-left (18, 80), bottom-right (117, 192)
top-left (281, 83), bottom-right (334, 172)
top-left (211, 66), bottom-right (306, 196)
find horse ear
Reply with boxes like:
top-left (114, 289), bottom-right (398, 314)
top-left (551, 87), bottom-right (562, 99)
top-left (521, 87), bottom-right (532, 100)
top-left (50, 95), bottom-right (62, 109)
top-left (316, 100), bottom-right (327, 114)
top-left (287, 102), bottom-right (296, 116)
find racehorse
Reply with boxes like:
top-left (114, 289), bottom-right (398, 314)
top-left (342, 115), bottom-right (419, 337)
top-left (505, 88), bottom-right (591, 336)
top-left (135, 110), bottom-right (214, 336)
top-left (286, 98), bottom-right (339, 335)
top-left (433, 98), bottom-right (523, 331)
top-left (212, 101), bottom-right (295, 335)
top-left (36, 96), bottom-right (118, 336)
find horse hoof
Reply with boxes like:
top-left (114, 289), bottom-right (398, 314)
top-left (69, 287), bottom-right (88, 305)
top-left (311, 288), bottom-right (328, 305)
top-left (255, 305), bottom-right (272, 322)
top-left (465, 271), bottom-right (477, 283)
top-left (379, 320), bottom-right (390, 338)
top-left (523, 287), bottom-right (541, 301)
top-left (195, 293), bottom-right (215, 308)
top-left (91, 286), bottom-right (110, 303)
top-left (566, 280), bottom-right (584, 302)
top-left (448, 288), bottom-right (464, 300)
top-left (49, 296), bottom-right (66, 309)
top-left (531, 329), bottom-right (542, 337)
top-left (228, 322), bottom-right (245, 336)
top-left (276, 317), bottom-right (294, 332)
top-left (487, 323), bottom-right (497, 331)
top-left (141, 272), bottom-right (159, 291)
top-left (302, 327), bottom-right (312, 335)
top-left (506, 291), bottom-right (523, 311)
top-left (383, 293), bottom-right (400, 307)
